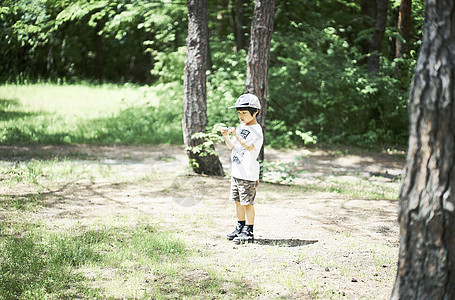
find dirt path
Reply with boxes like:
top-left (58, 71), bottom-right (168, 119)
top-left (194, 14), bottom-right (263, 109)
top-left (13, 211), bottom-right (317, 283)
top-left (0, 144), bottom-right (405, 299)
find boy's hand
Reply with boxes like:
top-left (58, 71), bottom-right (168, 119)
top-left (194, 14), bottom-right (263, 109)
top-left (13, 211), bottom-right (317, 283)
top-left (220, 127), bottom-right (235, 136)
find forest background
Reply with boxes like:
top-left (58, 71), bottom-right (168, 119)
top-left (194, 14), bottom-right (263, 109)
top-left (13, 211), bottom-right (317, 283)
top-left (0, 0), bottom-right (424, 149)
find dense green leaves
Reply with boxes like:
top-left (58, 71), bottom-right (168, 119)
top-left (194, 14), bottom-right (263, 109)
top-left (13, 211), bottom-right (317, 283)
top-left (0, 0), bottom-right (187, 83)
top-left (267, 25), bottom-right (409, 147)
top-left (1, 0), bottom-right (424, 147)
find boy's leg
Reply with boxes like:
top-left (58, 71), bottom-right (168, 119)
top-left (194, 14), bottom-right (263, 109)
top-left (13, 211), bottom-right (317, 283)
top-left (244, 205), bottom-right (255, 225)
top-left (236, 201), bottom-right (246, 221)
top-left (234, 180), bottom-right (258, 243)
top-left (227, 202), bottom-right (245, 240)
top-left (234, 205), bottom-right (254, 243)
top-left (227, 178), bottom-right (245, 240)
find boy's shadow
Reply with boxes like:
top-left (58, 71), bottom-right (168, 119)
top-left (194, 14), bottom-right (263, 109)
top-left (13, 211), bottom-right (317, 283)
top-left (252, 239), bottom-right (318, 247)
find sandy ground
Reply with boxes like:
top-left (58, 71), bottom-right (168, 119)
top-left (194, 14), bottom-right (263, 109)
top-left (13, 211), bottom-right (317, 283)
top-left (0, 144), bottom-right (406, 299)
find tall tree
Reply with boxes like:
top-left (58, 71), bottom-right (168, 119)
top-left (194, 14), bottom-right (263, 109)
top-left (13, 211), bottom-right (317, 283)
top-left (229, 0), bottom-right (249, 51)
top-left (359, 0), bottom-right (377, 61)
top-left (367, 0), bottom-right (389, 73)
top-left (392, 0), bottom-right (455, 298)
top-left (183, 0), bottom-right (224, 176)
top-left (93, 20), bottom-right (104, 82)
top-left (245, 0), bottom-right (276, 163)
top-left (395, 0), bottom-right (412, 58)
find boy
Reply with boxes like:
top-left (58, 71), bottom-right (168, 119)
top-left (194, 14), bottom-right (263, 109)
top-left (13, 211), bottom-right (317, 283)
top-left (220, 94), bottom-right (263, 243)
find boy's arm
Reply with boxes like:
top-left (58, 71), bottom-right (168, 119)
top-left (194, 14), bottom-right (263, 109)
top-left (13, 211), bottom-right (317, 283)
top-left (223, 133), bottom-right (234, 150)
top-left (220, 128), bottom-right (234, 150)
top-left (232, 131), bottom-right (255, 151)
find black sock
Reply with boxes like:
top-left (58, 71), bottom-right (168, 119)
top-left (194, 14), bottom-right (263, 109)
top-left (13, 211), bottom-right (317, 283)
top-left (246, 224), bottom-right (254, 232)
top-left (238, 220), bottom-right (246, 226)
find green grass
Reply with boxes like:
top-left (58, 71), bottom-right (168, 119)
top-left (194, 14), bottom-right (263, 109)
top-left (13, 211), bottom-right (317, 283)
top-left (0, 83), bottom-right (183, 145)
top-left (0, 217), bottom-right (252, 299)
top-left (0, 222), bottom-right (102, 299)
top-left (0, 157), bottom-right (111, 191)
top-left (262, 176), bottom-right (399, 202)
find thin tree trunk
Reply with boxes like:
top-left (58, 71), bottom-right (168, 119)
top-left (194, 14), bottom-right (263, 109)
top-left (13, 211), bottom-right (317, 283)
top-left (395, 0), bottom-right (412, 58)
top-left (183, 0), bottom-right (224, 176)
top-left (359, 0), bottom-right (377, 61)
top-left (245, 0), bottom-right (275, 165)
top-left (395, 0), bottom-right (412, 74)
top-left (94, 21), bottom-right (104, 82)
top-left (368, 0), bottom-right (389, 73)
top-left (392, 0), bottom-right (455, 298)
top-left (47, 44), bottom-right (54, 77)
top-left (229, 0), bottom-right (248, 51)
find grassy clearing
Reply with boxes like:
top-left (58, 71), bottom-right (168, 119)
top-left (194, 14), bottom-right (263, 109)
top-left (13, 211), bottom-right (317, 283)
top-left (0, 83), bottom-right (182, 145)
top-left (0, 157), bottom-right (110, 190)
top-left (316, 177), bottom-right (399, 201)
top-left (0, 95), bottom-right (402, 300)
top-left (261, 177), bottom-right (399, 203)
top-left (0, 216), bottom-right (254, 299)
top-left (0, 150), bottom-right (400, 299)
top-left (0, 83), bottom-right (160, 116)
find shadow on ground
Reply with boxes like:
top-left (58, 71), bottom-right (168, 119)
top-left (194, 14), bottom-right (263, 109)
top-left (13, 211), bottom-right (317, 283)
top-left (252, 238), bottom-right (318, 247)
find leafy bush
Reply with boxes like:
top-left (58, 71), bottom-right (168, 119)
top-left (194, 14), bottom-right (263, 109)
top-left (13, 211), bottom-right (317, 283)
top-left (206, 38), bottom-right (248, 128)
top-left (268, 24), bottom-right (410, 148)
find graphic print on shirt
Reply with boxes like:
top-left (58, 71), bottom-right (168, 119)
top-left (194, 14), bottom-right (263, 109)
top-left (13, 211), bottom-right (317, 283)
top-left (239, 129), bottom-right (250, 140)
top-left (232, 147), bottom-right (246, 165)
top-left (232, 128), bottom-right (251, 165)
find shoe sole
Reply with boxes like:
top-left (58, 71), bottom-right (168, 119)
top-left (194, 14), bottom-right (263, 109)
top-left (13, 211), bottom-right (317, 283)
top-left (227, 234), bottom-right (240, 240)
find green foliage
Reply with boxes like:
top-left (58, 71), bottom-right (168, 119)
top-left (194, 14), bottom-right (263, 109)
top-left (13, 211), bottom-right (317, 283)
top-left (268, 22), bottom-right (410, 148)
top-left (0, 0), bottom-right (425, 148)
top-left (262, 161), bottom-right (300, 184)
top-left (206, 39), bottom-right (248, 127)
top-left (151, 46), bottom-right (186, 84)
top-left (187, 123), bottom-right (225, 158)
top-left (0, 0), bottom-right (187, 83)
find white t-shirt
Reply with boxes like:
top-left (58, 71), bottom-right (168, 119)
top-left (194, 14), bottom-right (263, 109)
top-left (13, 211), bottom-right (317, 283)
top-left (230, 123), bottom-right (263, 181)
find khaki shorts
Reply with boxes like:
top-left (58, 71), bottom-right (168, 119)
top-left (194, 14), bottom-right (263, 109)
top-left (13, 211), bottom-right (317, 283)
top-left (230, 177), bottom-right (258, 205)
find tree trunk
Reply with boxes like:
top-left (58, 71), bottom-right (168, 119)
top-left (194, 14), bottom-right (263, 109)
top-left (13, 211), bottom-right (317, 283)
top-left (361, 0), bottom-right (377, 21)
top-left (367, 0), bottom-right (389, 73)
top-left (229, 0), bottom-right (249, 51)
top-left (183, 0), bottom-right (224, 176)
top-left (359, 0), bottom-right (377, 61)
top-left (94, 21), bottom-right (104, 82)
top-left (245, 0), bottom-right (276, 164)
top-left (392, 0), bottom-right (455, 298)
top-left (395, 0), bottom-right (412, 58)
top-left (395, 0), bottom-right (412, 74)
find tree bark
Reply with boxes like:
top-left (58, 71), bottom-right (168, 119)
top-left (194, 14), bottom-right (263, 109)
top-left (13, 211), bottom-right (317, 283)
top-left (229, 0), bottom-right (249, 51)
top-left (360, 0), bottom-right (377, 21)
top-left (359, 0), bottom-right (377, 60)
top-left (392, 0), bottom-right (455, 298)
top-left (183, 0), bottom-right (224, 176)
top-left (94, 21), bottom-right (104, 82)
top-left (395, 0), bottom-right (412, 58)
top-left (367, 0), bottom-right (389, 73)
top-left (245, 0), bottom-right (276, 164)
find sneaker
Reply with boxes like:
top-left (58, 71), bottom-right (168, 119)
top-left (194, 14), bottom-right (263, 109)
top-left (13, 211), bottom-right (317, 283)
top-left (226, 222), bottom-right (244, 240)
top-left (233, 226), bottom-right (254, 244)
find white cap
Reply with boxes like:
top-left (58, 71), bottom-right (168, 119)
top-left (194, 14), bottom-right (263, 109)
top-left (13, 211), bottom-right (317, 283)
top-left (228, 94), bottom-right (261, 110)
